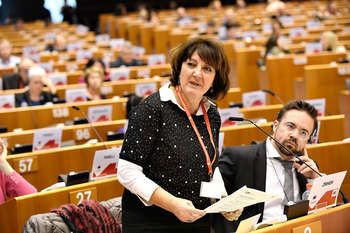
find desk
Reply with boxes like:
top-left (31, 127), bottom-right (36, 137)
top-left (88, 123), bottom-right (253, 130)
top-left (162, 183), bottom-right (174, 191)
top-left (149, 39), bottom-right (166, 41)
top-left (0, 177), bottom-right (124, 233)
top-left (339, 90), bottom-right (350, 137)
top-left (307, 140), bottom-right (350, 202)
top-left (254, 203), bottom-right (350, 233)
top-left (7, 141), bottom-right (123, 191)
top-left (1, 120), bottom-right (126, 153)
top-left (0, 98), bottom-right (127, 131)
top-left (304, 63), bottom-right (349, 114)
top-left (266, 52), bottom-right (346, 104)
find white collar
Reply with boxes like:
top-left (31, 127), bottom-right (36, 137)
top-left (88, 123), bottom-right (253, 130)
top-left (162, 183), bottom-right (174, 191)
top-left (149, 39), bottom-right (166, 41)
top-left (159, 83), bottom-right (214, 116)
top-left (266, 137), bottom-right (295, 161)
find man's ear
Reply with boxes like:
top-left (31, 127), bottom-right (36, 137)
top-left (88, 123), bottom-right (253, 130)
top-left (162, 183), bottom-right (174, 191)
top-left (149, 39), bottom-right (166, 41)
top-left (272, 120), bottom-right (279, 133)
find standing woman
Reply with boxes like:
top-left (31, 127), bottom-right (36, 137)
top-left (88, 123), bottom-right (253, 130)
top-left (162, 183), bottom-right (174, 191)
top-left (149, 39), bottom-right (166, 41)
top-left (117, 37), bottom-right (239, 233)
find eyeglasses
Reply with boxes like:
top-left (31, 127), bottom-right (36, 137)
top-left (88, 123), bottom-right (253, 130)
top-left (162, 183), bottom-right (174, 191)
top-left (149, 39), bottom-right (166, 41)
top-left (280, 121), bottom-right (311, 139)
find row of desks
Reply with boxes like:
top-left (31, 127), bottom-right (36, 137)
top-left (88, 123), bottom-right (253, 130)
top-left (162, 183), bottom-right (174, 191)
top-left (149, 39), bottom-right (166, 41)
top-left (2, 137), bottom-right (350, 233)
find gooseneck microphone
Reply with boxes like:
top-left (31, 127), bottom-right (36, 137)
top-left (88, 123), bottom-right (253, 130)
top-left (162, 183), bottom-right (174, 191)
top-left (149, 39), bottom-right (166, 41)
top-left (261, 89), bottom-right (285, 105)
top-left (72, 105), bottom-right (108, 149)
top-left (229, 116), bottom-right (348, 204)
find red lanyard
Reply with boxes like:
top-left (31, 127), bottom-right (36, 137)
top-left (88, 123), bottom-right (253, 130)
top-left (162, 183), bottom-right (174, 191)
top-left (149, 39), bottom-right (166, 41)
top-left (175, 86), bottom-right (217, 175)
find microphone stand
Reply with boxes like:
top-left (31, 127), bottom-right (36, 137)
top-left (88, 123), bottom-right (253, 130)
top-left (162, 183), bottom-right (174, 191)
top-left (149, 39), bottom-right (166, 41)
top-left (72, 106), bottom-right (108, 150)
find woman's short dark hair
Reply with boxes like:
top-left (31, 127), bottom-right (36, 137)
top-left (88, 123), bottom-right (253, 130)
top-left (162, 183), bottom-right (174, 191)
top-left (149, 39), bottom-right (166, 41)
top-left (85, 57), bottom-right (106, 75)
top-left (277, 100), bottom-right (318, 135)
top-left (169, 37), bottom-right (230, 100)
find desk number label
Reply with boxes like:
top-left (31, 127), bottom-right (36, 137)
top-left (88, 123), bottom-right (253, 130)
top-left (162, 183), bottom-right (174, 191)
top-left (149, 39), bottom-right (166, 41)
top-left (292, 221), bottom-right (322, 233)
top-left (52, 108), bottom-right (69, 118)
top-left (14, 156), bottom-right (38, 174)
top-left (70, 188), bottom-right (97, 205)
top-left (75, 128), bottom-right (91, 141)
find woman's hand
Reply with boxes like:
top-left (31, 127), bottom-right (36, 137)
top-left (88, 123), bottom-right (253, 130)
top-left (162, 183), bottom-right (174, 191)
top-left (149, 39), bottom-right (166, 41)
top-left (41, 76), bottom-right (56, 94)
top-left (0, 139), bottom-right (14, 175)
top-left (221, 208), bottom-right (243, 221)
top-left (150, 187), bottom-right (206, 223)
top-left (171, 197), bottom-right (206, 223)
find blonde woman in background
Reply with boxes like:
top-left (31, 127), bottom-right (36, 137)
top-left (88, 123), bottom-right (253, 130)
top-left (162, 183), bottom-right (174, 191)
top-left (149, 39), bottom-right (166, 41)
top-left (321, 31), bottom-right (346, 53)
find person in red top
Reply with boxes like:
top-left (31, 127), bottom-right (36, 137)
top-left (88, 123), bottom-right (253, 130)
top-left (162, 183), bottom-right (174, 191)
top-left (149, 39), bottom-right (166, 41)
top-left (0, 139), bottom-right (37, 204)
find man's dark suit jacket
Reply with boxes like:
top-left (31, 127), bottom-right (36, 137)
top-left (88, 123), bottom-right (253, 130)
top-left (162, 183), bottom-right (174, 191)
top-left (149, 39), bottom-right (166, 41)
top-left (213, 141), bottom-right (307, 233)
top-left (2, 73), bottom-right (26, 90)
top-left (110, 58), bottom-right (143, 68)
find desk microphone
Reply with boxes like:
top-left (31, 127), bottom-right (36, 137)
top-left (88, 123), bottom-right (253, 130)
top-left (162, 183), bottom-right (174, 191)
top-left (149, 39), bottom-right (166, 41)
top-left (229, 116), bottom-right (348, 204)
top-left (261, 89), bottom-right (285, 105)
top-left (72, 105), bottom-right (108, 149)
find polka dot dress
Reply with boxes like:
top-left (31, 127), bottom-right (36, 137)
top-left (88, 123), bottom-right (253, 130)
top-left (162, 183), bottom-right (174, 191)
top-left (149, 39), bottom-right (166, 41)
top-left (120, 92), bottom-right (221, 232)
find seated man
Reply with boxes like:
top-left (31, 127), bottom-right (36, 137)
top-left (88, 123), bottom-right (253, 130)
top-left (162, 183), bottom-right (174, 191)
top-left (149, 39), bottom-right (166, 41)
top-left (0, 39), bottom-right (21, 68)
top-left (45, 34), bottom-right (67, 52)
top-left (214, 100), bottom-right (320, 232)
top-left (220, 22), bottom-right (242, 40)
top-left (2, 58), bottom-right (34, 90)
top-left (110, 42), bottom-right (143, 68)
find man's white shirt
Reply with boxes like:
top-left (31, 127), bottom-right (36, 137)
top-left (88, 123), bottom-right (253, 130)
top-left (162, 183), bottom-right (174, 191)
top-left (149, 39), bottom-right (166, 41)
top-left (263, 138), bottom-right (301, 221)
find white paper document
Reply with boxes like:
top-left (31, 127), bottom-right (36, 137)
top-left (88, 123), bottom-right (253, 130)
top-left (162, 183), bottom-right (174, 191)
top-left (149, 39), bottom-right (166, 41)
top-left (204, 186), bottom-right (279, 213)
top-left (236, 214), bottom-right (261, 233)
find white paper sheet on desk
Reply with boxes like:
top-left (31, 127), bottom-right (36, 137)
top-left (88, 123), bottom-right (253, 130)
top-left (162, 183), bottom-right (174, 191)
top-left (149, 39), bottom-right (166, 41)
top-left (204, 186), bottom-right (280, 213)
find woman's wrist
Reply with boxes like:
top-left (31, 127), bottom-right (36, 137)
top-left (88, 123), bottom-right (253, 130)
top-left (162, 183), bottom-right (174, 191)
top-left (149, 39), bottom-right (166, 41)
top-left (0, 161), bottom-right (14, 176)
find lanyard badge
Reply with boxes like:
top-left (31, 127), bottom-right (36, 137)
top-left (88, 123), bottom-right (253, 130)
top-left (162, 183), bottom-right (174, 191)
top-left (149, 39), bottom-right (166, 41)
top-left (175, 85), bottom-right (217, 175)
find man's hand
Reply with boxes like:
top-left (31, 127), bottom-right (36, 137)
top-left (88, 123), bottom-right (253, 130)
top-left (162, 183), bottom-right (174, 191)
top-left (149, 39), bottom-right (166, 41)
top-left (294, 148), bottom-right (320, 179)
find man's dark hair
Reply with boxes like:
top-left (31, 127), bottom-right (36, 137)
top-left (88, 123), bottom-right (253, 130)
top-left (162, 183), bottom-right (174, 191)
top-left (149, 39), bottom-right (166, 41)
top-left (277, 100), bottom-right (318, 135)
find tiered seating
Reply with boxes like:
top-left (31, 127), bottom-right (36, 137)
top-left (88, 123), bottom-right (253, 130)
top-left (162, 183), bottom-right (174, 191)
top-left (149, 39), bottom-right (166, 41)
top-left (0, 1), bottom-right (349, 232)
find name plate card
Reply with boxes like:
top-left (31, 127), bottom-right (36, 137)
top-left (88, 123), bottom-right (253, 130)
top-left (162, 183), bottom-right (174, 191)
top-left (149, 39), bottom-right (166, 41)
top-left (48, 73), bottom-right (67, 86)
top-left (91, 147), bottom-right (120, 180)
top-left (0, 94), bottom-right (15, 109)
top-left (88, 105), bottom-right (112, 122)
top-left (110, 68), bottom-right (130, 81)
top-left (242, 90), bottom-right (266, 108)
top-left (65, 88), bottom-right (87, 103)
top-left (33, 128), bottom-right (62, 152)
top-left (148, 54), bottom-right (166, 65)
top-left (135, 82), bottom-right (157, 97)
top-left (219, 107), bottom-right (242, 128)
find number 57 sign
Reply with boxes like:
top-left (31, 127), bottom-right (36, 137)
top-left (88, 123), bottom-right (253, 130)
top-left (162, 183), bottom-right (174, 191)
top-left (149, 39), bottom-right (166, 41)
top-left (13, 156), bottom-right (38, 174)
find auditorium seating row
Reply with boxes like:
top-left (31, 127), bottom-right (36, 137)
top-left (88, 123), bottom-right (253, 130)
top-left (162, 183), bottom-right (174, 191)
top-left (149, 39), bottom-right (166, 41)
top-left (2, 137), bottom-right (350, 233)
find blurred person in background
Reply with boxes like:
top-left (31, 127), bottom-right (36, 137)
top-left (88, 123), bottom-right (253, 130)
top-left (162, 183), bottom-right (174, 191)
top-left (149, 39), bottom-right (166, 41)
top-left (84, 66), bottom-right (106, 101)
top-left (45, 34), bottom-right (67, 52)
top-left (61, 0), bottom-right (76, 24)
top-left (0, 39), bottom-right (21, 68)
top-left (2, 58), bottom-right (34, 90)
top-left (264, 19), bottom-right (289, 57)
top-left (15, 66), bottom-right (57, 107)
top-left (110, 42), bottom-right (143, 68)
top-left (321, 31), bottom-right (345, 53)
top-left (84, 57), bottom-right (110, 81)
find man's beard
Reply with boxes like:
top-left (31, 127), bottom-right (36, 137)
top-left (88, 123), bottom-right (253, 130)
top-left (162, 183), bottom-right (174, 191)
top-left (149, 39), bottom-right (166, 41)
top-left (277, 138), bottom-right (299, 157)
